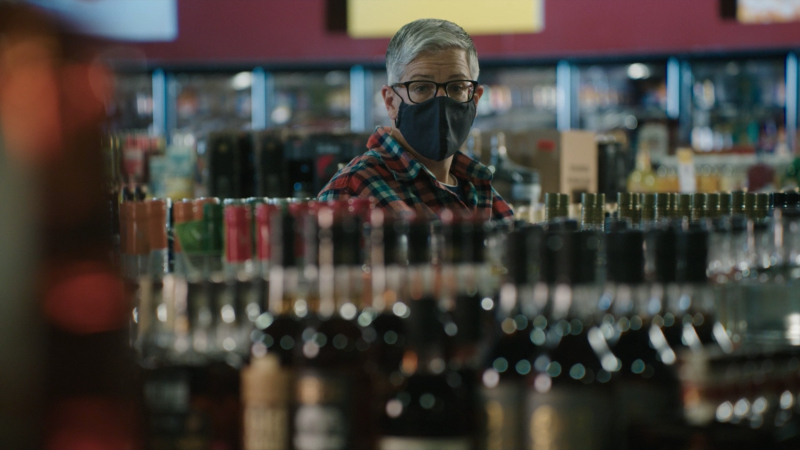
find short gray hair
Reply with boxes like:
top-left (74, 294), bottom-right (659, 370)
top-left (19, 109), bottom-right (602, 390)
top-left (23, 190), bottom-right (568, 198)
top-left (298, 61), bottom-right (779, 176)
top-left (385, 18), bottom-right (479, 85)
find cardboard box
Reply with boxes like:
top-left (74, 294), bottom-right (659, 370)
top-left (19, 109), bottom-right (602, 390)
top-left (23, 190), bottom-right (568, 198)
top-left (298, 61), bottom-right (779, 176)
top-left (503, 130), bottom-right (597, 200)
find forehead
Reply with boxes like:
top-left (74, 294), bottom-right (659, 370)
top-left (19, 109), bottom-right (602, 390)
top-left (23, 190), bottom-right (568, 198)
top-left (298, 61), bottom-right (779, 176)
top-left (401, 48), bottom-right (470, 79)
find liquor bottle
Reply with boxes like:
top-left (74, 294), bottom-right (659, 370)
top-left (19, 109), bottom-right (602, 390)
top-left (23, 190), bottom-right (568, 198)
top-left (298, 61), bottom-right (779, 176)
top-left (440, 212), bottom-right (495, 450)
top-left (380, 298), bottom-right (471, 450)
top-left (604, 224), bottom-right (681, 445)
top-left (214, 202), bottom-right (256, 361)
top-left (481, 225), bottom-right (542, 450)
top-left (366, 208), bottom-right (410, 424)
top-left (292, 202), bottom-right (373, 450)
top-left (488, 132), bottom-right (541, 207)
top-left (732, 190), bottom-right (746, 216)
top-left (241, 203), bottom-right (300, 450)
top-left (526, 228), bottom-right (616, 450)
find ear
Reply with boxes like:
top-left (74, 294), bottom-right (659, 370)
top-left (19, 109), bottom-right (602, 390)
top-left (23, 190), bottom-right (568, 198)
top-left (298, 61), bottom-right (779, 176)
top-left (382, 85), bottom-right (400, 121)
top-left (472, 84), bottom-right (485, 107)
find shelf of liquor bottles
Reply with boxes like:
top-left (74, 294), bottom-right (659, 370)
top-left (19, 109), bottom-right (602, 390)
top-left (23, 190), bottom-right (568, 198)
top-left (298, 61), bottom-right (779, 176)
top-left (110, 52), bottom-right (797, 156)
top-left (119, 191), bottom-right (800, 450)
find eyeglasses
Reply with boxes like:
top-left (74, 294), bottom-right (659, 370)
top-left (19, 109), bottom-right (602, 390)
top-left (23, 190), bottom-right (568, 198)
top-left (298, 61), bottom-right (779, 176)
top-left (391, 80), bottom-right (479, 104)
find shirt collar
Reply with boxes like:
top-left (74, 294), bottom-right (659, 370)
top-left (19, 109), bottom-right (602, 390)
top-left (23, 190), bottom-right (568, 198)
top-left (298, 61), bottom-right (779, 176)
top-left (368, 126), bottom-right (493, 184)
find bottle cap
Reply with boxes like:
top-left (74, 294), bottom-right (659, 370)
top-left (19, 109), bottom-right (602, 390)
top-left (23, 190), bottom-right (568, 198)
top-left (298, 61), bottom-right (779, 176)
top-left (225, 205), bottom-right (252, 263)
top-left (173, 200), bottom-right (194, 225)
top-left (147, 199), bottom-right (169, 251)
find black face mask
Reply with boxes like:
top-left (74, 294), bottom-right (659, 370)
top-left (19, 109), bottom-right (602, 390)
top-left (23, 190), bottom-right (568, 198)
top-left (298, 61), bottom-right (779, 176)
top-left (395, 96), bottom-right (476, 162)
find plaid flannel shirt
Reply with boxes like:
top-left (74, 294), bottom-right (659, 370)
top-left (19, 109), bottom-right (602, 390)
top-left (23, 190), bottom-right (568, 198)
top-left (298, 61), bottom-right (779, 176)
top-left (318, 127), bottom-right (513, 222)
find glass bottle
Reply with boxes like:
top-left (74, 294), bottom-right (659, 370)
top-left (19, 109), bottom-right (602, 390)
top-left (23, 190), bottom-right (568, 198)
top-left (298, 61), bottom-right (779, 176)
top-left (292, 203), bottom-right (373, 450)
top-left (481, 224), bottom-right (543, 450)
top-left (379, 298), bottom-right (471, 450)
top-left (527, 229), bottom-right (616, 450)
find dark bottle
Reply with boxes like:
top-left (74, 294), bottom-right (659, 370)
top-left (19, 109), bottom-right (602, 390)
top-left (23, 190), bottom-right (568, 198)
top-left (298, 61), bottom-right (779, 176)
top-left (641, 193), bottom-right (656, 224)
top-left (692, 193), bottom-right (708, 222)
top-left (292, 203), bottom-right (373, 450)
top-left (242, 204), bottom-right (302, 450)
top-left (604, 225), bottom-right (681, 445)
top-left (481, 225), bottom-right (543, 450)
top-left (526, 229), bottom-right (616, 450)
top-left (379, 298), bottom-right (471, 450)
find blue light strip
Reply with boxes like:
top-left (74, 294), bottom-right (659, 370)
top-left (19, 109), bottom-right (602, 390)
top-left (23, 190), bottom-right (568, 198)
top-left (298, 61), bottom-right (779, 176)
top-left (350, 65), bottom-right (368, 132)
top-left (151, 69), bottom-right (167, 137)
top-left (251, 68), bottom-right (268, 130)
top-left (556, 60), bottom-right (573, 131)
top-left (666, 57), bottom-right (680, 120)
top-left (786, 53), bottom-right (798, 154)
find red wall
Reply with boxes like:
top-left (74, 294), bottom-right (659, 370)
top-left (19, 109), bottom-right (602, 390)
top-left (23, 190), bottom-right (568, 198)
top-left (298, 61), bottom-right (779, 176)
top-left (134, 0), bottom-right (800, 66)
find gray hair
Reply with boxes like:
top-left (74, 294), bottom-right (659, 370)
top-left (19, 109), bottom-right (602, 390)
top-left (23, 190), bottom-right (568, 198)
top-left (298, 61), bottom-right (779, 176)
top-left (385, 18), bottom-right (479, 85)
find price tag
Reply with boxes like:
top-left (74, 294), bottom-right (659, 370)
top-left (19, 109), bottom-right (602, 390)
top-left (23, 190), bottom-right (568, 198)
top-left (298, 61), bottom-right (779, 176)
top-left (676, 148), bottom-right (697, 193)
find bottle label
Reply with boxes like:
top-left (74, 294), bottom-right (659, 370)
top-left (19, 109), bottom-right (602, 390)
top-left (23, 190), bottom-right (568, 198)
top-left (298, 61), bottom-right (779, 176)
top-left (525, 386), bottom-right (614, 450)
top-left (243, 406), bottom-right (289, 450)
top-left (378, 437), bottom-right (470, 450)
top-left (482, 382), bottom-right (523, 450)
top-left (293, 374), bottom-right (350, 450)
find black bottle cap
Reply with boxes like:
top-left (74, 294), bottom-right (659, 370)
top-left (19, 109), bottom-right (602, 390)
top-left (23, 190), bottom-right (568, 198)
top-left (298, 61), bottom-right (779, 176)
top-left (607, 229), bottom-right (645, 284)
top-left (407, 298), bottom-right (444, 349)
top-left (677, 227), bottom-right (708, 283)
top-left (407, 221), bottom-right (432, 264)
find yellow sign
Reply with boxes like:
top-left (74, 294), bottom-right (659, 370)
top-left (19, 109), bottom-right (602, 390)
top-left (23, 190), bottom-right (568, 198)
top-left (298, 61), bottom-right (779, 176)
top-left (347, 0), bottom-right (545, 38)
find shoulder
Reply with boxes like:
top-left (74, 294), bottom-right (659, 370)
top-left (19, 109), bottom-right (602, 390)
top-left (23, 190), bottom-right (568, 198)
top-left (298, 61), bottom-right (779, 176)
top-left (318, 150), bottom-right (396, 199)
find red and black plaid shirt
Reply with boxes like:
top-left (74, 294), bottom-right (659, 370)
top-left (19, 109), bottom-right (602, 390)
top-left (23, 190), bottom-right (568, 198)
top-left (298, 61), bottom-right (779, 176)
top-left (318, 127), bottom-right (513, 222)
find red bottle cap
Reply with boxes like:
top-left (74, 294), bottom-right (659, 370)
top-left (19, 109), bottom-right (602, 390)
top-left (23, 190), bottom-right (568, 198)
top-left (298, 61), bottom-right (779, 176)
top-left (225, 204), bottom-right (252, 263)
